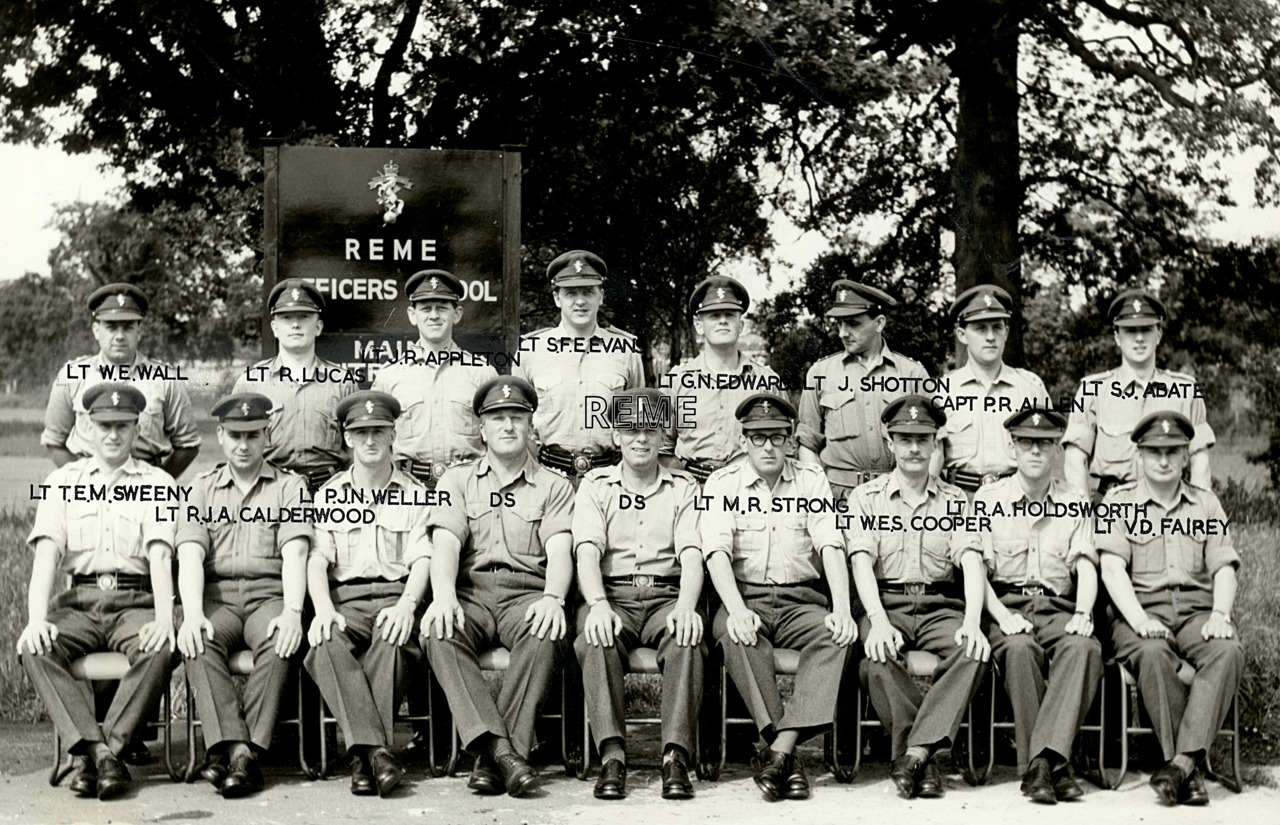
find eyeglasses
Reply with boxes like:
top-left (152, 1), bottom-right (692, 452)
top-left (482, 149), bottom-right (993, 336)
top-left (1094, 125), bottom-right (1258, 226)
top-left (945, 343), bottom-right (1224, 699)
top-left (1012, 437), bottom-right (1058, 450)
top-left (746, 433), bottom-right (790, 447)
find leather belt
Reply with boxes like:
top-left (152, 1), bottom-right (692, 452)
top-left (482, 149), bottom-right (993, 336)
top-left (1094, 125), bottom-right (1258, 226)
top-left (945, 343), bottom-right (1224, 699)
top-left (828, 469), bottom-right (886, 488)
top-left (684, 458), bottom-right (727, 484)
top-left (605, 574), bottom-right (681, 588)
top-left (538, 444), bottom-right (620, 477)
top-left (302, 466), bottom-right (337, 492)
top-left (72, 573), bottom-right (152, 592)
top-left (992, 583), bottom-right (1053, 597)
top-left (944, 467), bottom-right (1015, 492)
top-left (880, 581), bottom-right (960, 598)
top-left (471, 563), bottom-right (517, 575)
top-left (1094, 475), bottom-right (1127, 497)
top-left (402, 458), bottom-right (453, 488)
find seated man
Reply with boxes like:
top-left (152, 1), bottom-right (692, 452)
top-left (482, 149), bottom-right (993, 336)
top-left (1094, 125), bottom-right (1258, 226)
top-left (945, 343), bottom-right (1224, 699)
top-left (1098, 411), bottom-right (1242, 806)
top-left (845, 394), bottom-right (990, 800)
top-left (976, 409), bottom-right (1102, 803)
top-left (701, 393), bottom-right (856, 801)
top-left (20, 382), bottom-right (177, 800)
top-left (575, 388), bottom-right (705, 800)
top-left (421, 376), bottom-right (575, 798)
top-left (176, 393), bottom-right (311, 797)
top-left (305, 391), bottom-right (432, 797)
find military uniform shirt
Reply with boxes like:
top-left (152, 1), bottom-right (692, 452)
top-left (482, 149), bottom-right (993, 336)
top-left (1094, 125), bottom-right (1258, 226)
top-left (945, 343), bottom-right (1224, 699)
top-left (844, 473), bottom-right (970, 584)
top-left (29, 457), bottom-right (178, 576)
top-left (700, 459), bottom-right (843, 584)
top-left (371, 341), bottom-right (496, 465)
top-left (233, 355), bottom-right (358, 475)
top-left (572, 464), bottom-right (700, 578)
top-left (937, 362), bottom-right (1048, 475)
top-left (661, 351), bottom-right (783, 464)
top-left (1095, 479), bottom-right (1238, 594)
top-left (43, 352), bottom-right (201, 462)
top-left (513, 323), bottom-right (645, 453)
top-left (427, 456), bottom-right (574, 577)
top-left (311, 467), bottom-right (433, 582)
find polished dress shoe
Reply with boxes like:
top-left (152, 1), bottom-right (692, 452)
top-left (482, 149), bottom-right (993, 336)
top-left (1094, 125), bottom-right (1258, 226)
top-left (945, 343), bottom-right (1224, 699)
top-left (782, 757), bottom-right (811, 800)
top-left (68, 756), bottom-right (97, 798)
top-left (120, 738), bottom-right (154, 766)
top-left (350, 754), bottom-right (377, 796)
top-left (661, 751), bottom-right (694, 799)
top-left (1020, 757), bottom-right (1056, 804)
top-left (467, 755), bottom-right (503, 795)
top-left (199, 751), bottom-right (229, 789)
top-left (890, 753), bottom-right (925, 798)
top-left (594, 758), bottom-right (627, 800)
top-left (94, 752), bottom-right (131, 800)
top-left (1052, 763), bottom-right (1084, 801)
top-left (495, 750), bottom-right (539, 797)
top-left (1149, 762), bottom-right (1186, 806)
top-left (1180, 768), bottom-right (1209, 806)
top-left (221, 751), bottom-right (265, 798)
top-left (752, 748), bottom-right (793, 802)
top-left (369, 747), bottom-right (405, 797)
top-left (917, 760), bottom-right (945, 798)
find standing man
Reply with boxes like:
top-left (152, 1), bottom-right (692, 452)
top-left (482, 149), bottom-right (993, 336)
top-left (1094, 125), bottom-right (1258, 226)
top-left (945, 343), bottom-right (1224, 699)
top-left (421, 376), bottom-right (575, 798)
top-left (514, 250), bottom-right (645, 483)
top-left (1098, 412), bottom-right (1242, 807)
top-left (1064, 290), bottom-right (1213, 498)
top-left (19, 383), bottom-right (177, 800)
top-left (305, 391), bottom-right (433, 797)
top-left (575, 388), bottom-right (705, 800)
top-left (932, 285), bottom-right (1048, 493)
top-left (372, 269), bottom-right (496, 489)
top-left (701, 394), bottom-right (856, 801)
top-left (234, 278), bottom-right (357, 492)
top-left (176, 393), bottom-right (311, 798)
top-left (661, 276), bottom-right (783, 484)
top-left (43, 283), bottom-right (200, 477)
top-left (976, 408), bottom-right (1102, 804)
top-left (797, 280), bottom-right (929, 500)
top-left (845, 395), bottom-right (990, 800)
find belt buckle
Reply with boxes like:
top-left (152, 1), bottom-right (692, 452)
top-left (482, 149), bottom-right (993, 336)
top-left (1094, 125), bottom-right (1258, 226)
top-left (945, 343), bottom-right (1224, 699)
top-left (905, 582), bottom-right (925, 596)
top-left (572, 454), bottom-right (592, 474)
top-left (432, 462), bottom-right (447, 480)
top-left (1021, 585), bottom-right (1044, 596)
top-left (96, 573), bottom-right (117, 591)
top-left (632, 574), bottom-right (653, 588)
top-left (981, 473), bottom-right (999, 486)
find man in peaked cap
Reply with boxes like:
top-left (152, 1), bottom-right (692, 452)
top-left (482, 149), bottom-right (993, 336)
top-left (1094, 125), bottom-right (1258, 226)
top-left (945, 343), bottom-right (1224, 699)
top-left (932, 285), bottom-right (1049, 495)
top-left (43, 283), bottom-right (201, 477)
top-left (971, 408), bottom-right (1102, 803)
top-left (514, 250), bottom-right (644, 485)
top-left (176, 393), bottom-right (311, 798)
top-left (797, 279), bottom-right (929, 500)
top-left (421, 375), bottom-right (575, 797)
top-left (305, 391), bottom-right (432, 797)
top-left (661, 275), bottom-right (784, 484)
top-left (701, 393), bottom-right (856, 801)
top-left (233, 277), bottom-right (358, 492)
top-left (20, 382), bottom-right (179, 800)
top-left (1097, 411), bottom-right (1241, 806)
top-left (1064, 289), bottom-right (1214, 499)
top-left (574, 388), bottom-right (706, 800)
top-left (845, 394), bottom-right (990, 800)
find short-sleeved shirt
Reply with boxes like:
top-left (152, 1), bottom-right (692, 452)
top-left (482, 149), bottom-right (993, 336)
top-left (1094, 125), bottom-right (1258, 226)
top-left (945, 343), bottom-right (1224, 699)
top-left (936, 362), bottom-right (1049, 476)
top-left (512, 322), bottom-right (645, 454)
top-left (311, 467), bottom-right (433, 583)
top-left (1095, 480), bottom-right (1238, 594)
top-left (371, 341), bottom-right (496, 465)
top-left (844, 472), bottom-right (971, 584)
top-left (426, 455), bottom-right (575, 579)
top-left (233, 355), bottom-right (359, 477)
top-left (969, 476), bottom-right (1095, 597)
top-left (797, 343), bottom-right (929, 479)
top-left (29, 457), bottom-right (179, 576)
top-left (700, 459), bottom-right (843, 584)
top-left (572, 464), bottom-right (700, 577)
top-left (43, 352), bottom-right (202, 463)
top-left (1063, 366), bottom-right (1215, 484)
top-left (178, 462), bottom-right (312, 580)
top-left (661, 350), bottom-right (784, 464)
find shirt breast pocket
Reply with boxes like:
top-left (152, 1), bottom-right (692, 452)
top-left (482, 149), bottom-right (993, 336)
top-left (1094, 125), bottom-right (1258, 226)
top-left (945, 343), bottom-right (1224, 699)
top-left (921, 533), bottom-right (955, 579)
top-left (398, 400), bottom-right (426, 442)
top-left (992, 538), bottom-right (1027, 581)
top-left (249, 523), bottom-right (279, 559)
top-left (450, 396), bottom-right (479, 437)
top-left (328, 522), bottom-right (360, 569)
top-left (1129, 533), bottom-right (1165, 575)
top-left (819, 393), bottom-right (859, 441)
top-left (507, 505), bottom-right (545, 560)
top-left (536, 370), bottom-right (567, 414)
top-left (782, 515), bottom-right (813, 556)
top-left (944, 415), bottom-right (979, 466)
top-left (735, 515), bottom-right (768, 555)
top-left (377, 509), bottom-right (414, 565)
top-left (1095, 420), bottom-right (1136, 477)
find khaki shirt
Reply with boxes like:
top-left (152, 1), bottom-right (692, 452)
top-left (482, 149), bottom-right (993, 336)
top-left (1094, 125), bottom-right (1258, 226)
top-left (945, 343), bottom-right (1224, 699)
top-left (29, 457), bottom-right (178, 576)
top-left (1063, 366), bottom-right (1214, 483)
top-left (371, 341), bottom-right (496, 465)
top-left (661, 350), bottom-right (783, 464)
top-left (311, 467), bottom-right (433, 583)
top-left (427, 455), bottom-right (574, 579)
top-left (1096, 480), bottom-right (1238, 594)
top-left (700, 459), bottom-right (843, 584)
top-left (43, 352), bottom-right (201, 462)
top-left (178, 462), bottom-right (312, 580)
top-left (936, 362), bottom-right (1048, 476)
top-left (513, 322), bottom-right (645, 453)
top-left (573, 464), bottom-right (700, 577)
top-left (844, 472), bottom-right (970, 584)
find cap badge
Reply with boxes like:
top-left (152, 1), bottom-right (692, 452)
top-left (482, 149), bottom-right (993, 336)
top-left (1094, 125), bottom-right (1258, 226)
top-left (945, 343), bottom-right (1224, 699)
top-left (502, 384), bottom-right (512, 399)
top-left (111, 392), bottom-right (120, 406)
top-left (116, 294), bottom-right (126, 307)
top-left (909, 406), bottom-right (919, 420)
top-left (368, 160), bottom-right (413, 225)
top-left (365, 400), bottom-right (375, 414)
top-left (1161, 419), bottom-right (1170, 434)
top-left (760, 400), bottom-right (771, 413)
top-left (716, 287), bottom-right (726, 301)
top-left (838, 289), bottom-right (849, 302)
top-left (240, 402), bottom-right (250, 416)
top-left (573, 259), bottom-right (584, 274)
top-left (1133, 298), bottom-right (1143, 313)
top-left (291, 288), bottom-right (300, 302)
top-left (982, 293), bottom-right (994, 308)
top-left (1031, 413), bottom-right (1041, 426)
top-left (429, 277), bottom-right (440, 290)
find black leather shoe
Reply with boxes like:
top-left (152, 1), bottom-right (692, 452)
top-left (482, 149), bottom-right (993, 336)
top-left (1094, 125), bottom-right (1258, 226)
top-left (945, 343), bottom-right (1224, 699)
top-left (1180, 768), bottom-right (1209, 806)
top-left (890, 753), bottom-right (925, 798)
top-left (369, 747), bottom-right (405, 797)
top-left (69, 756), bottom-right (97, 798)
top-left (782, 757), bottom-right (811, 800)
top-left (752, 748), bottom-right (792, 802)
top-left (221, 751), bottom-right (265, 798)
top-left (199, 751), bottom-right (229, 789)
top-left (1021, 757), bottom-right (1056, 804)
top-left (1052, 763), bottom-right (1084, 801)
top-left (120, 738), bottom-right (154, 766)
top-left (467, 755), bottom-right (503, 795)
top-left (94, 753), bottom-right (131, 800)
top-left (661, 751), bottom-right (694, 800)
top-left (917, 759), bottom-right (944, 798)
top-left (350, 754), bottom-right (377, 796)
top-left (1149, 762), bottom-right (1186, 806)
top-left (494, 750), bottom-right (539, 797)
top-left (594, 758), bottom-right (627, 800)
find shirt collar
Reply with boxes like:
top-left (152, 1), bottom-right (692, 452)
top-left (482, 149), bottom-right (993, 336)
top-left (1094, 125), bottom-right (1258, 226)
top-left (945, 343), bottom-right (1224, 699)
top-left (88, 456), bottom-right (147, 477)
top-left (1134, 477), bottom-right (1198, 507)
top-left (268, 353), bottom-right (321, 376)
top-left (692, 349), bottom-right (755, 374)
top-left (953, 360), bottom-right (1012, 389)
top-left (597, 462), bottom-right (674, 494)
top-left (555, 320), bottom-right (606, 339)
top-left (213, 459), bottom-right (278, 488)
top-left (741, 456), bottom-right (795, 489)
top-left (476, 453), bottom-right (540, 485)
top-left (844, 341), bottom-right (893, 369)
top-left (887, 469), bottom-right (940, 499)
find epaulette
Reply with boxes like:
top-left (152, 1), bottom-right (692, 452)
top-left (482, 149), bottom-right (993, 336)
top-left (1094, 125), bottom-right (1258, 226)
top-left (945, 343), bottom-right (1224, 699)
top-left (250, 357), bottom-right (274, 370)
top-left (935, 477), bottom-right (966, 497)
top-left (604, 324), bottom-right (637, 340)
top-left (1079, 369), bottom-right (1113, 384)
top-left (540, 464), bottom-right (570, 480)
top-left (582, 465), bottom-right (615, 482)
top-left (1162, 367), bottom-right (1196, 382)
top-left (521, 327), bottom-right (554, 340)
top-left (856, 473), bottom-right (892, 495)
top-left (1101, 481), bottom-right (1139, 502)
top-left (667, 466), bottom-right (696, 483)
top-left (196, 463), bottom-right (226, 480)
top-left (704, 463), bottom-right (742, 484)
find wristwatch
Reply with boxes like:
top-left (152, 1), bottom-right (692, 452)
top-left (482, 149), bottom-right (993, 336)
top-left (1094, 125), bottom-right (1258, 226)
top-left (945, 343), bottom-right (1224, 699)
top-left (588, 595), bottom-right (608, 608)
top-left (542, 593), bottom-right (566, 607)
top-left (285, 602), bottom-right (304, 614)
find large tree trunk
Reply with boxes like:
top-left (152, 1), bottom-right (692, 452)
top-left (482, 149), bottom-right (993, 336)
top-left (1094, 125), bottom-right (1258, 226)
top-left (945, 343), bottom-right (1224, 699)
top-left (950, 0), bottom-right (1024, 365)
